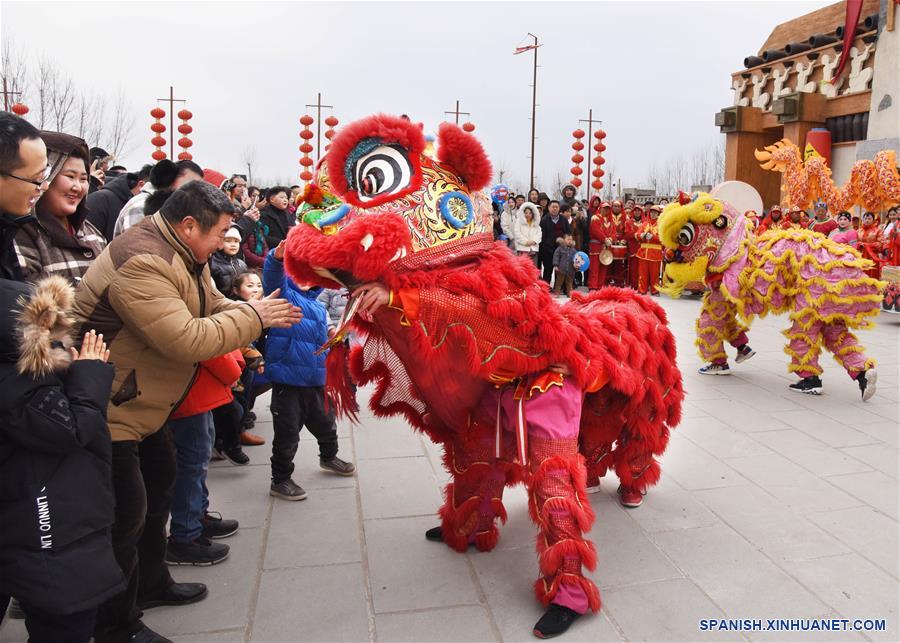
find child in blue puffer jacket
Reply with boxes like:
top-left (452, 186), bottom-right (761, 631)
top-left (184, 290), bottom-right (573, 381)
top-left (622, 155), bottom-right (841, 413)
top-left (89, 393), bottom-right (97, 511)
top-left (262, 241), bottom-right (356, 501)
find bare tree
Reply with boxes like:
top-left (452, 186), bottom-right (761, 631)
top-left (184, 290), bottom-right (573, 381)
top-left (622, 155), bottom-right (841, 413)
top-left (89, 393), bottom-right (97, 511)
top-left (241, 146), bottom-right (257, 185)
top-left (1, 37), bottom-right (28, 110)
top-left (603, 164), bottom-right (616, 201)
top-left (104, 88), bottom-right (135, 159)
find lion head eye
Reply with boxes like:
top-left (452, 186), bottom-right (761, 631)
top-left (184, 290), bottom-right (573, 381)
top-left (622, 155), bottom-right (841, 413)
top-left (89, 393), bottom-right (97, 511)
top-left (351, 144), bottom-right (413, 203)
top-left (677, 223), bottom-right (695, 247)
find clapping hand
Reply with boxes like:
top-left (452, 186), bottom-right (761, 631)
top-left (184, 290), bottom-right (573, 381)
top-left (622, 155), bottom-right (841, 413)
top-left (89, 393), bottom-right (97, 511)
top-left (71, 329), bottom-right (110, 362)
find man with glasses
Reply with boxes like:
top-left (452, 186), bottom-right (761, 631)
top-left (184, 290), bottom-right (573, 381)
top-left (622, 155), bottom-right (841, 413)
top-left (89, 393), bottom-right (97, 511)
top-left (0, 112), bottom-right (49, 281)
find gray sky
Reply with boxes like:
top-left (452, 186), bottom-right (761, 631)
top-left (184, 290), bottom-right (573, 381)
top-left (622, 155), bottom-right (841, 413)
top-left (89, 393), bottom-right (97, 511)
top-left (2, 0), bottom-right (830, 193)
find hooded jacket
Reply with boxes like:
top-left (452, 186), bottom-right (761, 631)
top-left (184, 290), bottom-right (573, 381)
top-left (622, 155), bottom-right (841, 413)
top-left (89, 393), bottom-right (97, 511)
top-left (72, 211), bottom-right (264, 441)
top-left (560, 183), bottom-right (578, 209)
top-left (513, 202), bottom-right (543, 252)
top-left (262, 249), bottom-right (328, 387)
top-left (86, 174), bottom-right (135, 242)
top-left (0, 276), bottom-right (125, 614)
top-left (13, 131), bottom-right (107, 285)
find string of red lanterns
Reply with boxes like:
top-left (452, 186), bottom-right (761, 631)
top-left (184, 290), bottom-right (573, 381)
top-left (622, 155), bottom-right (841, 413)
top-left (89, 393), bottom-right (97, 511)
top-left (177, 109), bottom-right (193, 161)
top-left (150, 107), bottom-right (167, 161)
top-left (298, 113), bottom-right (340, 184)
top-left (570, 129), bottom-right (585, 190)
top-left (591, 129), bottom-right (607, 195)
top-left (299, 114), bottom-right (315, 183)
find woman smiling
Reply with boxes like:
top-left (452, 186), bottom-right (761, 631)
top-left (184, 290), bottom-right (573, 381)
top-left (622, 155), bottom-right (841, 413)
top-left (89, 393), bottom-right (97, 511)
top-left (14, 131), bottom-right (107, 284)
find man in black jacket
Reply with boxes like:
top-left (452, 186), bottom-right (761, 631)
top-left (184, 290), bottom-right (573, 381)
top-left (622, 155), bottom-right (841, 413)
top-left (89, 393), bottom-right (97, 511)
top-left (537, 200), bottom-right (571, 284)
top-left (0, 112), bottom-right (48, 281)
top-left (86, 165), bottom-right (152, 242)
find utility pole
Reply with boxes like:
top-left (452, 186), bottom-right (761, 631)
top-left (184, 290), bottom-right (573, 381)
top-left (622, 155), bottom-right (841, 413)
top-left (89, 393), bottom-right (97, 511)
top-left (1, 77), bottom-right (23, 111)
top-left (444, 100), bottom-right (470, 125)
top-left (515, 34), bottom-right (541, 190)
top-left (305, 92), bottom-right (334, 160)
top-left (579, 109), bottom-right (601, 200)
top-left (156, 86), bottom-right (186, 159)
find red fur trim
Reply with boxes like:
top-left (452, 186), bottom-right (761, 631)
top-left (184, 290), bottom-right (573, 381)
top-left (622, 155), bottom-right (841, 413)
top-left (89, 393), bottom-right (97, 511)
top-left (438, 487), bottom-right (479, 553)
top-left (537, 537), bottom-right (598, 575)
top-left (325, 114), bottom-right (426, 208)
top-left (324, 340), bottom-right (359, 422)
top-left (436, 122), bottom-right (493, 192)
top-left (533, 575), bottom-right (601, 613)
top-left (474, 526), bottom-right (500, 552)
top-left (539, 496), bottom-right (595, 534)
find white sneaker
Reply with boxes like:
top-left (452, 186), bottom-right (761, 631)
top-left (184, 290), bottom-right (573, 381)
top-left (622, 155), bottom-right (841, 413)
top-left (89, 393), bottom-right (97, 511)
top-left (698, 363), bottom-right (731, 375)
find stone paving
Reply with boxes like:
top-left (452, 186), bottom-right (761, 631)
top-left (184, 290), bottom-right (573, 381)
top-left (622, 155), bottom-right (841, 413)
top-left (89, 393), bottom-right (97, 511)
top-left (2, 296), bottom-right (897, 642)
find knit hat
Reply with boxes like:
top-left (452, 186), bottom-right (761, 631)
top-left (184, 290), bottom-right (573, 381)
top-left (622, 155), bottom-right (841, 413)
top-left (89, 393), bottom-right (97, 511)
top-left (224, 226), bottom-right (242, 241)
top-left (203, 168), bottom-right (227, 189)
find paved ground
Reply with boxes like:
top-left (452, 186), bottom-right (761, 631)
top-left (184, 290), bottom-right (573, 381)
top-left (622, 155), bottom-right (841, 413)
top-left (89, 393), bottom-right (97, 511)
top-left (2, 295), bottom-right (897, 643)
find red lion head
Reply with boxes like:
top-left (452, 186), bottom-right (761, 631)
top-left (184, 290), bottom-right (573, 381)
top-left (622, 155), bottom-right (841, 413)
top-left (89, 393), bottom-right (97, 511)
top-left (284, 114), bottom-right (493, 289)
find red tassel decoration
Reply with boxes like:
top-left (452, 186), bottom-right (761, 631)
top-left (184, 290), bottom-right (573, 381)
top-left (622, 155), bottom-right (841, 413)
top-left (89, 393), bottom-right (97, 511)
top-left (324, 340), bottom-right (360, 422)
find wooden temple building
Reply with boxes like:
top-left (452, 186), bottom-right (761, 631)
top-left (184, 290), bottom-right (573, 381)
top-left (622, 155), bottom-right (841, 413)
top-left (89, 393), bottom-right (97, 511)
top-left (717, 0), bottom-right (899, 208)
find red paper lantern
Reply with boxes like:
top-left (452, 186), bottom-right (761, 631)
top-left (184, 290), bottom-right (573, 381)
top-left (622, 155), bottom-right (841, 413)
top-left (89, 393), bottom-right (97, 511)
top-left (594, 129), bottom-right (606, 139)
top-left (571, 154), bottom-right (584, 163)
top-left (597, 143), bottom-right (607, 152)
top-left (592, 168), bottom-right (603, 178)
top-left (592, 180), bottom-right (603, 190)
top-left (177, 152), bottom-right (193, 161)
top-left (571, 166), bottom-right (583, 176)
top-left (462, 122), bottom-right (475, 132)
top-left (300, 115), bottom-right (314, 126)
top-left (299, 142), bottom-right (314, 154)
top-left (152, 150), bottom-right (167, 161)
top-left (571, 177), bottom-right (583, 187)
top-left (150, 122), bottom-right (165, 133)
top-left (151, 136), bottom-right (167, 147)
top-left (178, 137), bottom-right (193, 149)
top-left (151, 107), bottom-right (166, 119)
top-left (300, 157), bottom-right (314, 167)
top-left (177, 124), bottom-right (193, 135)
top-left (594, 155), bottom-right (605, 165)
top-left (300, 130), bottom-right (314, 140)
top-left (572, 129), bottom-right (585, 138)
top-left (324, 129), bottom-right (335, 140)
top-left (177, 109), bottom-right (193, 120)
top-left (299, 170), bottom-right (313, 181)
top-left (324, 116), bottom-right (339, 127)
top-left (11, 103), bottom-right (28, 116)
top-left (572, 141), bottom-right (584, 151)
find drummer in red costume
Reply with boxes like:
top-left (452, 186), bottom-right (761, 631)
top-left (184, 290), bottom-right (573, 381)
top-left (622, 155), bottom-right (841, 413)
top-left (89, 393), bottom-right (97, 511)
top-left (587, 202), bottom-right (616, 289)
top-left (757, 205), bottom-right (785, 234)
top-left (635, 205), bottom-right (663, 295)
top-left (607, 200), bottom-right (627, 285)
top-left (808, 200), bottom-right (837, 236)
top-left (623, 205), bottom-right (643, 289)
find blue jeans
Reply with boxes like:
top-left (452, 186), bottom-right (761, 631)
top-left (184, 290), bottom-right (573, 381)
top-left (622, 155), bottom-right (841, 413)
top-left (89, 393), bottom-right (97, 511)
top-left (168, 412), bottom-right (214, 542)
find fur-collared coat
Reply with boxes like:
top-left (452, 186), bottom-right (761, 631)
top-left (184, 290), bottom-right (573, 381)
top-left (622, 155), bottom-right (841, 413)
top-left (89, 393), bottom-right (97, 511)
top-left (0, 276), bottom-right (124, 614)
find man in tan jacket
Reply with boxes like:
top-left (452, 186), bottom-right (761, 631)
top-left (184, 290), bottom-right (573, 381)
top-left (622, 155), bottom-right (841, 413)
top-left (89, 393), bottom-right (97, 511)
top-left (74, 180), bottom-right (301, 643)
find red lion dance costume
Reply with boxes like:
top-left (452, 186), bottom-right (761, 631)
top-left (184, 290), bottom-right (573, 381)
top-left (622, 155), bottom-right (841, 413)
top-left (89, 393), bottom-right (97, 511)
top-left (658, 192), bottom-right (884, 400)
top-left (283, 115), bottom-right (683, 637)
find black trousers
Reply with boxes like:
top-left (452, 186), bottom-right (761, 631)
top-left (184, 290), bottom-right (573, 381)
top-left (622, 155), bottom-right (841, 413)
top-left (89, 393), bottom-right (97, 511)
top-left (0, 596), bottom-right (96, 643)
top-left (212, 398), bottom-right (244, 451)
top-left (538, 247), bottom-right (555, 284)
top-left (94, 427), bottom-right (176, 643)
top-left (270, 385), bottom-right (339, 484)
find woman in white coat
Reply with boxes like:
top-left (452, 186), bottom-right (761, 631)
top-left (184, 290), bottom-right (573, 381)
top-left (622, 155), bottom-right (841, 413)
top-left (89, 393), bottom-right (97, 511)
top-left (513, 201), bottom-right (542, 265)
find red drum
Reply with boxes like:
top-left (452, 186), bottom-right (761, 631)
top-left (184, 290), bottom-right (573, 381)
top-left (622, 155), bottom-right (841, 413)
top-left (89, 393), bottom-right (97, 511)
top-left (610, 245), bottom-right (627, 260)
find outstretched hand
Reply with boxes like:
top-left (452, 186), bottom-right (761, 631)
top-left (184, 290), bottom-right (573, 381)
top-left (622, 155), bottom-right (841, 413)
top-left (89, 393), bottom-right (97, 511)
top-left (249, 288), bottom-right (303, 329)
top-left (71, 329), bottom-right (110, 362)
